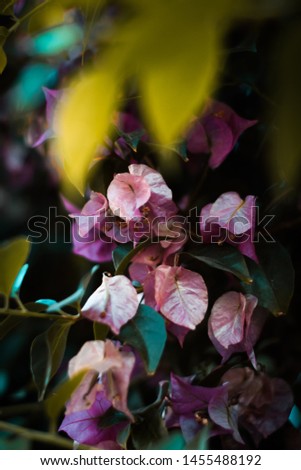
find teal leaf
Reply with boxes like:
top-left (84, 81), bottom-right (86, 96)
top-left (112, 243), bottom-right (133, 271)
top-left (150, 431), bottom-right (186, 450)
top-left (242, 241), bottom-right (294, 316)
top-left (11, 263), bottom-right (29, 299)
top-left (183, 245), bottom-right (252, 283)
top-left (29, 24), bottom-right (83, 56)
top-left (119, 304), bottom-right (167, 374)
top-left (30, 320), bottom-right (73, 401)
top-left (289, 405), bottom-right (301, 430)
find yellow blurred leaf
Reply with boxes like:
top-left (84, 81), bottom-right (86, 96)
top-left (110, 1), bottom-right (234, 143)
top-left (28, 1), bottom-right (65, 33)
top-left (0, 238), bottom-right (30, 299)
top-left (55, 67), bottom-right (121, 194)
top-left (0, 47), bottom-right (7, 74)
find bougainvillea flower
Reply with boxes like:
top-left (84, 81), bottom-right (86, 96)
top-left (220, 367), bottom-right (294, 445)
top-left (31, 87), bottom-right (61, 147)
top-left (107, 164), bottom-right (177, 222)
top-left (169, 369), bottom-right (293, 445)
top-left (169, 374), bottom-right (230, 442)
top-left (62, 196), bottom-right (116, 263)
top-left (144, 265), bottom-right (208, 330)
top-left (71, 191), bottom-right (108, 238)
top-left (107, 173), bottom-right (151, 220)
top-left (129, 221), bottom-right (187, 284)
top-left (208, 292), bottom-right (265, 367)
top-left (200, 192), bottom-right (258, 262)
top-left (187, 100), bottom-right (257, 169)
top-left (82, 274), bottom-right (139, 334)
top-left (66, 340), bottom-right (135, 420)
top-left (59, 388), bottom-right (128, 448)
top-left (129, 164), bottom-right (178, 219)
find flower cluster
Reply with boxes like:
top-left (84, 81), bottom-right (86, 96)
top-left (56, 101), bottom-right (293, 450)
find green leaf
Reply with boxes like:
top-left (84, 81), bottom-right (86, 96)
top-left (44, 371), bottom-right (86, 426)
top-left (93, 322), bottom-right (109, 340)
top-left (119, 305), bottom-right (167, 374)
top-left (131, 382), bottom-right (169, 449)
top-left (112, 243), bottom-right (133, 271)
top-left (30, 320), bottom-right (73, 400)
top-left (0, 238), bottom-right (30, 299)
top-left (0, 316), bottom-right (24, 341)
top-left (242, 242), bottom-right (294, 316)
top-left (149, 431), bottom-right (186, 450)
top-left (183, 245), bottom-right (252, 283)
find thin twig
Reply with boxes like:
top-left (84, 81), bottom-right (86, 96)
top-left (0, 308), bottom-right (80, 322)
top-left (0, 420), bottom-right (75, 449)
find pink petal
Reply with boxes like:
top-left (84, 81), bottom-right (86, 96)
top-left (129, 164), bottom-right (177, 218)
top-left (103, 348), bottom-right (135, 421)
top-left (210, 192), bottom-right (255, 234)
top-left (208, 292), bottom-right (260, 366)
top-left (65, 370), bottom-right (101, 414)
top-left (107, 173), bottom-right (151, 220)
top-left (206, 100), bottom-right (257, 144)
top-left (204, 116), bottom-right (234, 169)
top-left (72, 223), bottom-right (116, 263)
top-left (68, 340), bottom-right (123, 378)
top-left (209, 292), bottom-right (247, 349)
top-left (186, 121), bottom-right (210, 154)
top-left (82, 274), bottom-right (139, 334)
top-left (149, 266), bottom-right (208, 330)
top-left (72, 191), bottom-right (108, 237)
top-left (42, 87), bottom-right (61, 124)
top-left (167, 322), bottom-right (190, 347)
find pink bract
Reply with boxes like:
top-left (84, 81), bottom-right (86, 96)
top-left (144, 265), bottom-right (208, 330)
top-left (81, 274), bottom-right (139, 334)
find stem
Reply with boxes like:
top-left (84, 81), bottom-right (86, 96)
top-left (0, 420), bottom-right (75, 449)
top-left (9, 0), bottom-right (51, 33)
top-left (3, 0), bottom-right (16, 14)
top-left (0, 403), bottom-right (42, 419)
top-left (0, 308), bottom-right (80, 322)
top-left (115, 237), bottom-right (174, 275)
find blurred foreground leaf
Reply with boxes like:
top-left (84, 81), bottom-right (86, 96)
top-left (0, 238), bottom-right (30, 300)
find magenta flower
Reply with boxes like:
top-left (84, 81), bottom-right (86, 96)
top-left (168, 374), bottom-right (231, 442)
top-left (62, 195), bottom-right (116, 264)
top-left (200, 191), bottom-right (258, 262)
top-left (82, 274), bottom-right (139, 334)
top-left (208, 292), bottom-right (266, 367)
top-left (220, 367), bottom-right (294, 446)
top-left (144, 265), bottom-right (208, 330)
top-left (30, 87), bottom-right (61, 148)
top-left (187, 100), bottom-right (257, 169)
top-left (59, 388), bottom-right (128, 448)
top-left (169, 369), bottom-right (293, 446)
top-left (71, 191), bottom-right (108, 238)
